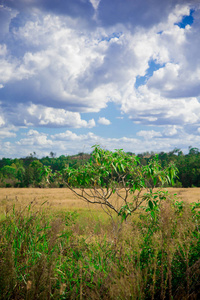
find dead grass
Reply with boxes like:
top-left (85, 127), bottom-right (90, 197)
top-left (1, 187), bottom-right (200, 299)
top-left (0, 187), bottom-right (199, 224)
top-left (169, 187), bottom-right (200, 203)
top-left (0, 187), bottom-right (199, 207)
top-left (1, 186), bottom-right (199, 239)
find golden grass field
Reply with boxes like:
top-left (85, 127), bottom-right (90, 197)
top-left (1, 187), bottom-right (200, 298)
top-left (0, 187), bottom-right (200, 219)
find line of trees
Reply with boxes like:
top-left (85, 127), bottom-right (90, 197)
top-left (0, 146), bottom-right (199, 188)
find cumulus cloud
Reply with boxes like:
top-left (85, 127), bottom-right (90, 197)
top-left (162, 125), bottom-right (180, 137)
top-left (0, 12), bottom-right (121, 112)
top-left (98, 117), bottom-right (111, 125)
top-left (1, 2), bottom-right (199, 124)
top-left (96, 0), bottom-right (199, 29)
top-left (0, 130), bottom-right (16, 139)
top-left (2, 103), bottom-right (96, 128)
top-left (3, 0), bottom-right (197, 31)
top-left (17, 130), bottom-right (53, 147)
top-left (0, 1), bottom-right (200, 157)
top-left (26, 104), bottom-right (96, 128)
top-left (118, 5), bottom-right (200, 130)
top-left (0, 121), bottom-right (17, 140)
top-left (122, 83), bottom-right (200, 126)
top-left (1, 0), bottom-right (95, 24)
top-left (137, 130), bottom-right (162, 139)
top-left (0, 126), bottom-right (200, 158)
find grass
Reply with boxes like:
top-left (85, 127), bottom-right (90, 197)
top-left (0, 188), bottom-right (200, 299)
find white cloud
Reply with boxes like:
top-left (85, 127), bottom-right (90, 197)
top-left (5, 103), bottom-right (96, 128)
top-left (137, 130), bottom-right (162, 139)
top-left (98, 117), bottom-right (111, 125)
top-left (26, 104), bottom-right (96, 128)
top-left (0, 59), bottom-right (16, 84)
top-left (0, 130), bottom-right (16, 139)
top-left (0, 11), bottom-right (156, 113)
top-left (17, 130), bottom-right (53, 147)
top-left (0, 44), bottom-right (7, 56)
top-left (89, 0), bottom-right (101, 11)
top-left (121, 80), bottom-right (200, 127)
top-left (0, 2), bottom-right (200, 158)
top-left (0, 115), bottom-right (5, 126)
top-left (0, 123), bottom-right (17, 139)
top-left (1, 4), bottom-right (198, 122)
top-left (49, 129), bottom-right (200, 156)
top-left (162, 125), bottom-right (180, 137)
top-left (1, 126), bottom-right (200, 158)
top-left (26, 129), bottom-right (41, 136)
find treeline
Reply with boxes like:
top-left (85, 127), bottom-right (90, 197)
top-left (0, 147), bottom-right (199, 188)
top-left (0, 152), bottom-right (90, 188)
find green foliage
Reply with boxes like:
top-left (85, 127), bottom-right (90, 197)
top-left (1, 197), bottom-right (200, 299)
top-left (0, 205), bottom-right (75, 299)
top-left (66, 145), bottom-right (178, 220)
top-left (1, 144), bottom-right (200, 188)
top-left (1, 165), bottom-right (17, 179)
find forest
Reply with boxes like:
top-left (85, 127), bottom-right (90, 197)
top-left (0, 146), bottom-right (199, 188)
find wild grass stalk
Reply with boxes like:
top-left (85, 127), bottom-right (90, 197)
top-left (0, 194), bottom-right (200, 299)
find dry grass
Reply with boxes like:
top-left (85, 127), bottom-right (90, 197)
top-left (0, 188), bottom-right (98, 220)
top-left (169, 187), bottom-right (200, 203)
top-left (0, 187), bottom-right (199, 211)
top-left (1, 187), bottom-right (200, 299)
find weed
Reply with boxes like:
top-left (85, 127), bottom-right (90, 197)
top-left (1, 191), bottom-right (200, 299)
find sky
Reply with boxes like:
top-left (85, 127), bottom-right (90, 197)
top-left (0, 0), bottom-right (200, 158)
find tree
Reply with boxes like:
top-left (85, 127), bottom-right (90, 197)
top-left (50, 151), bottom-right (56, 158)
top-left (65, 145), bottom-right (178, 221)
top-left (188, 146), bottom-right (199, 155)
top-left (1, 164), bottom-right (17, 179)
top-left (24, 160), bottom-right (46, 187)
top-left (16, 166), bottom-right (25, 184)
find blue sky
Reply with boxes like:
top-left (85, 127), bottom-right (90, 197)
top-left (0, 0), bottom-right (200, 158)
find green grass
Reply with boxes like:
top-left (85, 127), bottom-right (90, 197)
top-left (0, 197), bottom-right (200, 299)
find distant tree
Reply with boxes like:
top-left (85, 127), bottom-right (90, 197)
top-left (50, 151), bottom-right (56, 158)
top-left (1, 165), bottom-right (17, 179)
top-left (16, 167), bottom-right (25, 185)
top-left (189, 147), bottom-right (199, 155)
top-left (24, 160), bottom-right (45, 186)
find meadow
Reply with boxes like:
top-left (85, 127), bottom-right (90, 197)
top-left (0, 187), bottom-right (200, 299)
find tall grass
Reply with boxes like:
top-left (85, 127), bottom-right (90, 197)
top-left (0, 195), bottom-right (200, 299)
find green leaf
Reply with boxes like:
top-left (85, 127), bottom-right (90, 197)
top-left (151, 211), bottom-right (155, 219)
top-left (148, 200), bottom-right (154, 210)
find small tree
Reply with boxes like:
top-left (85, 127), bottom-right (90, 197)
top-left (65, 145), bottom-right (178, 221)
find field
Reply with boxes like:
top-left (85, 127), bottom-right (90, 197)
top-left (1, 187), bottom-right (200, 299)
top-left (1, 187), bottom-right (199, 214)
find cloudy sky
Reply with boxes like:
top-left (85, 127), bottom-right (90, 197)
top-left (0, 0), bottom-right (200, 158)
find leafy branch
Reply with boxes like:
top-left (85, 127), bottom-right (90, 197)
top-left (64, 145), bottom-right (178, 221)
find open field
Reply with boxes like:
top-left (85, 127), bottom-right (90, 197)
top-left (1, 186), bottom-right (200, 206)
top-left (1, 187), bottom-right (200, 299)
top-left (0, 187), bottom-right (200, 216)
